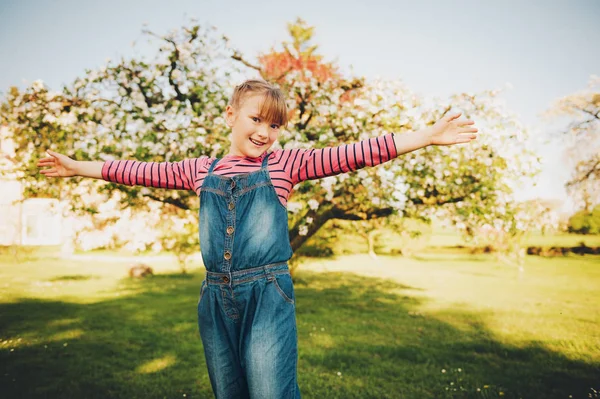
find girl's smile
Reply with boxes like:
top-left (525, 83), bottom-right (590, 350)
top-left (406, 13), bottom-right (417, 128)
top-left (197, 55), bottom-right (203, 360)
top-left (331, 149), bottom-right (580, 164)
top-left (250, 137), bottom-right (267, 147)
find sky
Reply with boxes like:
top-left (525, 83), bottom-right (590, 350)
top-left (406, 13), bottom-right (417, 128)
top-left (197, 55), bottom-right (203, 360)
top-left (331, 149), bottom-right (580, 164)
top-left (1, 0), bottom-right (598, 207)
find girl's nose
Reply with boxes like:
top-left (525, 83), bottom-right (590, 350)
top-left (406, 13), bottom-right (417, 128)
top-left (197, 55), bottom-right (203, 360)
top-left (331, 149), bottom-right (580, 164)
top-left (257, 125), bottom-right (269, 139)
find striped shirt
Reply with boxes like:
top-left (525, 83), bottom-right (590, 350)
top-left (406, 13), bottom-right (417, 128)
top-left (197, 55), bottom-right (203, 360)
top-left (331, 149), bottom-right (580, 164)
top-left (101, 133), bottom-right (398, 206)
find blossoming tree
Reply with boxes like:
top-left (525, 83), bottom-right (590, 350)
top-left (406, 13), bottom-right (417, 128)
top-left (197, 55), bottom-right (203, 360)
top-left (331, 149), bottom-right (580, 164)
top-left (1, 20), bottom-right (541, 263)
top-left (545, 75), bottom-right (600, 211)
top-left (0, 23), bottom-right (234, 269)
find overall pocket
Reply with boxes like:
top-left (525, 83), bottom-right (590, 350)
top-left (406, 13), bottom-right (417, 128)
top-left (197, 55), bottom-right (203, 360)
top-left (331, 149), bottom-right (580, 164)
top-left (197, 280), bottom-right (207, 306)
top-left (271, 272), bottom-right (295, 304)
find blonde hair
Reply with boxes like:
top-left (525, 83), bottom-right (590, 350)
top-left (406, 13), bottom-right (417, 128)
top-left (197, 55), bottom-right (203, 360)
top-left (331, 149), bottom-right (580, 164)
top-left (229, 79), bottom-right (288, 127)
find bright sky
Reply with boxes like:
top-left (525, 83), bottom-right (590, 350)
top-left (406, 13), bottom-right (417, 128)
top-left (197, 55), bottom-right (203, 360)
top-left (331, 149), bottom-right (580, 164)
top-left (1, 0), bottom-right (598, 207)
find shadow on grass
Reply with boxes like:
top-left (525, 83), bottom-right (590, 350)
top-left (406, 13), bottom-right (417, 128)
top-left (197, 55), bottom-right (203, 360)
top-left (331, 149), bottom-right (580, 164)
top-left (49, 275), bottom-right (100, 282)
top-left (0, 271), bottom-right (598, 399)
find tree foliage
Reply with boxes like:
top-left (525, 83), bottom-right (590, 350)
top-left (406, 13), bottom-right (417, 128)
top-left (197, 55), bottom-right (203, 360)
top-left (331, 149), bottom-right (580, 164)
top-left (1, 19), bottom-right (542, 259)
top-left (568, 205), bottom-right (600, 235)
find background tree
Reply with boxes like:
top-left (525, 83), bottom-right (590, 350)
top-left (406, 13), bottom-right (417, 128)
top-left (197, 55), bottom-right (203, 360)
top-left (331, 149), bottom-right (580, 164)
top-left (0, 22), bottom-right (234, 262)
top-left (342, 216), bottom-right (429, 259)
top-left (568, 204), bottom-right (600, 235)
top-left (546, 75), bottom-right (600, 211)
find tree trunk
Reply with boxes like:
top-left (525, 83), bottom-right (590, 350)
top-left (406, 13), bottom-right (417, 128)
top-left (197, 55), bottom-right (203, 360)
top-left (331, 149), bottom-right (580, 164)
top-left (367, 230), bottom-right (378, 260)
top-left (289, 205), bottom-right (396, 252)
top-left (289, 207), bottom-right (335, 252)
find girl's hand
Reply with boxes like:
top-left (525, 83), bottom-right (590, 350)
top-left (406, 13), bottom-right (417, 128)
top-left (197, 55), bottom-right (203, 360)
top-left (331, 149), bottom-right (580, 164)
top-left (427, 112), bottom-right (478, 146)
top-left (37, 150), bottom-right (78, 177)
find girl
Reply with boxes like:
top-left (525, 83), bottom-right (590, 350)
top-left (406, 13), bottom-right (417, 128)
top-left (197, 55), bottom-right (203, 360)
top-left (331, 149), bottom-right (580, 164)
top-left (38, 79), bottom-right (478, 398)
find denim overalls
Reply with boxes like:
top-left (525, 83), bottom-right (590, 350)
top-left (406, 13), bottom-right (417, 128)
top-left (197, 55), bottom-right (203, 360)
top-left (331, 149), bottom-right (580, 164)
top-left (197, 155), bottom-right (301, 399)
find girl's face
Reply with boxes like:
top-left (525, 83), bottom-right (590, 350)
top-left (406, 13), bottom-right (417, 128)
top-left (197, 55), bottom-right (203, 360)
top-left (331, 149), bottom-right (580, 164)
top-left (226, 94), bottom-right (281, 158)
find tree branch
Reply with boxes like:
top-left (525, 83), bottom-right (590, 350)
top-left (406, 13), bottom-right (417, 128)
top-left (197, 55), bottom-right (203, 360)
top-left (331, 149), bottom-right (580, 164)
top-left (142, 193), bottom-right (191, 210)
top-left (298, 110), bottom-right (314, 130)
top-left (231, 52), bottom-right (263, 73)
top-left (411, 195), bottom-right (467, 206)
top-left (289, 207), bottom-right (334, 251)
top-left (121, 66), bottom-right (154, 109)
top-left (142, 30), bottom-right (187, 102)
top-left (162, 38), bottom-right (185, 102)
top-left (289, 205), bottom-right (395, 251)
top-left (567, 159), bottom-right (600, 186)
top-left (274, 67), bottom-right (294, 82)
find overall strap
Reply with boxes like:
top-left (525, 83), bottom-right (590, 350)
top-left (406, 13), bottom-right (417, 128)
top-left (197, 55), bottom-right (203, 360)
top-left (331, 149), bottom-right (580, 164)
top-left (208, 158), bottom-right (220, 174)
top-left (260, 153), bottom-right (270, 170)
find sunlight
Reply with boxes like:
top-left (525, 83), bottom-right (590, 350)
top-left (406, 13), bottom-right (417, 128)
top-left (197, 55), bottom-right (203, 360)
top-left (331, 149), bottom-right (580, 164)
top-left (135, 354), bottom-right (177, 374)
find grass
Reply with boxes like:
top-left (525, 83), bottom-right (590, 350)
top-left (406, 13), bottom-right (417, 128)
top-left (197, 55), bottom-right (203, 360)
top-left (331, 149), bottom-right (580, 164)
top-left (328, 227), bottom-right (600, 256)
top-left (1, 251), bottom-right (599, 398)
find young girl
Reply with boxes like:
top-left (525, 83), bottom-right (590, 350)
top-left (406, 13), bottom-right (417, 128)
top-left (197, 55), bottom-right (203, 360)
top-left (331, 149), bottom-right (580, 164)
top-left (38, 79), bottom-right (478, 398)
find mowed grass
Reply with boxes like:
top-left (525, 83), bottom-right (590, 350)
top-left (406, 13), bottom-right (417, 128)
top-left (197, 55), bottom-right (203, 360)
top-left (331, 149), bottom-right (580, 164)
top-left (331, 229), bottom-right (600, 255)
top-left (1, 251), bottom-right (599, 398)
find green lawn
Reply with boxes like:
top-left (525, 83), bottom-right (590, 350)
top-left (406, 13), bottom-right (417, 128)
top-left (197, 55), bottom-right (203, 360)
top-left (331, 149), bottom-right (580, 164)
top-left (321, 222), bottom-right (600, 256)
top-left (1, 251), bottom-right (599, 398)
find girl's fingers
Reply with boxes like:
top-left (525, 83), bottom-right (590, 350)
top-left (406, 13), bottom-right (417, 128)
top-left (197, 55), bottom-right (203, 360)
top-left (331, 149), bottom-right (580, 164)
top-left (452, 134), bottom-right (477, 144)
top-left (446, 112), bottom-right (462, 122)
top-left (461, 127), bottom-right (479, 133)
top-left (46, 150), bottom-right (63, 160)
top-left (40, 170), bottom-right (62, 177)
top-left (37, 159), bottom-right (55, 166)
top-left (459, 133), bottom-right (477, 142)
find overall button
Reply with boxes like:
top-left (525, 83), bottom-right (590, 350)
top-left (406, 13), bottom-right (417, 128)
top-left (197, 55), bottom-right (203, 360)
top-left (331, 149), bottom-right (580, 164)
top-left (228, 202), bottom-right (235, 210)
top-left (222, 275), bottom-right (230, 283)
top-left (224, 251), bottom-right (232, 260)
top-left (226, 226), bottom-right (234, 235)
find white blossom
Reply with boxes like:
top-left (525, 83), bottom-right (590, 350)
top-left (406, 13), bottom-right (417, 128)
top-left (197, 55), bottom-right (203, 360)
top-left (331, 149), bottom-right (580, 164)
top-left (307, 199), bottom-right (319, 210)
top-left (298, 225), bottom-right (308, 236)
top-left (57, 112), bottom-right (77, 126)
top-left (32, 80), bottom-right (45, 91)
top-left (287, 202), bottom-right (303, 214)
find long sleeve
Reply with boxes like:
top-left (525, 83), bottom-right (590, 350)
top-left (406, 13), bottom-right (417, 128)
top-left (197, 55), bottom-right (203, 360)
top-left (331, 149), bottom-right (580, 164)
top-left (274, 133), bottom-right (398, 185)
top-left (101, 157), bottom-right (209, 191)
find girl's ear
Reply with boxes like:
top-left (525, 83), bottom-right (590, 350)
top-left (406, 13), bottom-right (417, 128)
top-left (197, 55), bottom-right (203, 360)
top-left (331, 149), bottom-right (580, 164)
top-left (225, 105), bottom-right (235, 127)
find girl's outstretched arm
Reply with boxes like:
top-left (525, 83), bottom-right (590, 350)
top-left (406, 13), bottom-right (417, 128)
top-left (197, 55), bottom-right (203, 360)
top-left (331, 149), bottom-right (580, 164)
top-left (275, 133), bottom-right (396, 186)
top-left (38, 150), bottom-right (206, 191)
top-left (279, 112), bottom-right (477, 185)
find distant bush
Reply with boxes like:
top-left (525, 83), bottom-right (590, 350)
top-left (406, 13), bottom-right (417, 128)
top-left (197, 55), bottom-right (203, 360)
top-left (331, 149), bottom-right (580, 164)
top-left (527, 243), bottom-right (600, 256)
top-left (295, 244), bottom-right (334, 258)
top-left (568, 205), bottom-right (600, 234)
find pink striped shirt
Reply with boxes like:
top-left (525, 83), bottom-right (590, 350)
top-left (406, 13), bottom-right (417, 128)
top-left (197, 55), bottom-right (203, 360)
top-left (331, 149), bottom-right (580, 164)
top-left (101, 133), bottom-right (398, 206)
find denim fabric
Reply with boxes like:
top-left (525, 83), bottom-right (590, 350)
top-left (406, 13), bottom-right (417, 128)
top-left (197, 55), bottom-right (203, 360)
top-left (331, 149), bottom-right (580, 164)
top-left (197, 155), bottom-right (300, 399)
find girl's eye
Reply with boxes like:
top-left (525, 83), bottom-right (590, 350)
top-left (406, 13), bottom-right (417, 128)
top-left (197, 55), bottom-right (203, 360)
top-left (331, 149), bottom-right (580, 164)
top-left (252, 117), bottom-right (260, 122)
top-left (270, 124), bottom-right (280, 130)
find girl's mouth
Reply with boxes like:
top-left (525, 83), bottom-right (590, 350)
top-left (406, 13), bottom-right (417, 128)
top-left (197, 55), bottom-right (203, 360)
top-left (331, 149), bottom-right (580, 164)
top-left (249, 138), bottom-right (266, 147)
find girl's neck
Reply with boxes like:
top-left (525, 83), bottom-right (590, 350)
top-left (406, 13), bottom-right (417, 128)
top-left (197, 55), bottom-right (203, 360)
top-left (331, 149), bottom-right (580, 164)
top-left (223, 152), bottom-right (265, 161)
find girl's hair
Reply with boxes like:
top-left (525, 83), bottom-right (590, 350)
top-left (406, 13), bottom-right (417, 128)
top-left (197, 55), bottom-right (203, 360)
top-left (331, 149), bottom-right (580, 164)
top-left (229, 79), bottom-right (288, 127)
